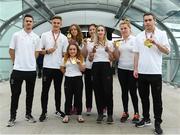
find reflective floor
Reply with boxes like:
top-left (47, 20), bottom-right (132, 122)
top-left (0, 75), bottom-right (180, 134)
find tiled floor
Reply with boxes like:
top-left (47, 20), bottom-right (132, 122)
top-left (0, 75), bottom-right (180, 134)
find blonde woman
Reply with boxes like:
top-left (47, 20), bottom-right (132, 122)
top-left (114, 19), bottom-right (139, 123)
top-left (89, 25), bottom-right (114, 124)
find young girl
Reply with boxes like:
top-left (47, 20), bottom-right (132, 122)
top-left (67, 24), bottom-right (84, 114)
top-left (60, 40), bottom-right (85, 123)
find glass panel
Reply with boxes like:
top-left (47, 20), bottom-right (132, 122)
top-left (0, 0), bottom-right (22, 20)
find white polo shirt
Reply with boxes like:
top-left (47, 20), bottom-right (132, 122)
top-left (90, 41), bottom-right (114, 63)
top-left (118, 35), bottom-right (135, 71)
top-left (9, 29), bottom-right (40, 71)
top-left (61, 58), bottom-right (85, 77)
top-left (134, 27), bottom-right (170, 74)
top-left (40, 31), bottom-right (68, 69)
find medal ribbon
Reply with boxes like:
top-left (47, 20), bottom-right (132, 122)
top-left (52, 31), bottom-right (60, 49)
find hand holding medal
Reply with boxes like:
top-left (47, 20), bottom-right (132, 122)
top-left (113, 40), bottom-right (121, 48)
top-left (70, 57), bottom-right (77, 64)
top-left (144, 39), bottom-right (153, 48)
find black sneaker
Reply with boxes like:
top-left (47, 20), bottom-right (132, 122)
top-left (135, 118), bottom-right (151, 128)
top-left (106, 115), bottom-right (114, 124)
top-left (96, 114), bottom-right (104, 123)
top-left (25, 114), bottom-right (36, 123)
top-left (39, 113), bottom-right (47, 122)
top-left (55, 111), bottom-right (65, 118)
top-left (7, 118), bottom-right (15, 127)
top-left (154, 123), bottom-right (163, 134)
top-left (120, 112), bottom-right (129, 123)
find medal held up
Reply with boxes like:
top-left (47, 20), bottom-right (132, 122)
top-left (144, 39), bottom-right (153, 48)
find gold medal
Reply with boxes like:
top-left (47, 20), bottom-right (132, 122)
top-left (67, 33), bottom-right (72, 39)
top-left (113, 40), bottom-right (121, 48)
top-left (144, 39), bottom-right (153, 48)
top-left (71, 57), bottom-right (77, 64)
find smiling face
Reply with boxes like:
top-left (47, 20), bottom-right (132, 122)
top-left (89, 25), bottom-right (96, 38)
top-left (52, 18), bottom-right (62, 32)
top-left (70, 25), bottom-right (78, 37)
top-left (68, 44), bottom-right (77, 57)
top-left (97, 26), bottom-right (106, 40)
top-left (144, 15), bottom-right (156, 32)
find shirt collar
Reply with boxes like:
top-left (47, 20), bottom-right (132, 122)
top-left (22, 29), bottom-right (33, 36)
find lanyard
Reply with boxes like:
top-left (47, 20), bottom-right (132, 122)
top-left (52, 31), bottom-right (60, 49)
top-left (145, 31), bottom-right (154, 39)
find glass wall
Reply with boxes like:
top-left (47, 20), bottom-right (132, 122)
top-left (0, 0), bottom-right (23, 80)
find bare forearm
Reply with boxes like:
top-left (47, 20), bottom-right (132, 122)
top-left (78, 63), bottom-right (85, 72)
top-left (81, 46), bottom-right (88, 58)
top-left (134, 53), bottom-right (139, 71)
top-left (113, 49), bottom-right (120, 60)
top-left (9, 49), bottom-right (15, 63)
top-left (155, 43), bottom-right (170, 55)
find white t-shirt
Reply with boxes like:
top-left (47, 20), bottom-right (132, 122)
top-left (9, 29), bottom-right (40, 71)
top-left (85, 41), bottom-right (94, 69)
top-left (61, 58), bottom-right (85, 77)
top-left (90, 40), bottom-right (114, 62)
top-left (40, 31), bottom-right (68, 69)
top-left (118, 35), bottom-right (135, 71)
top-left (133, 27), bottom-right (170, 74)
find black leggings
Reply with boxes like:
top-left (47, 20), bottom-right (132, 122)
top-left (92, 62), bottom-right (113, 116)
top-left (64, 76), bottom-right (83, 115)
top-left (118, 68), bottom-right (139, 114)
top-left (84, 69), bottom-right (93, 109)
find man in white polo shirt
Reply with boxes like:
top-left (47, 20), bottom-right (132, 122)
top-left (133, 12), bottom-right (170, 134)
top-left (39, 16), bottom-right (68, 122)
top-left (7, 14), bottom-right (40, 127)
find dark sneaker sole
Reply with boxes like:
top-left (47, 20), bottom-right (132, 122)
top-left (39, 117), bottom-right (48, 122)
top-left (7, 123), bottom-right (15, 127)
top-left (96, 121), bottom-right (102, 124)
top-left (136, 122), bottom-right (152, 128)
top-left (25, 118), bottom-right (37, 123)
top-left (154, 130), bottom-right (163, 135)
top-left (106, 121), bottom-right (114, 124)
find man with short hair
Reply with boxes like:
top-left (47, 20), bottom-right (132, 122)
top-left (7, 14), bottom-right (40, 127)
top-left (133, 12), bottom-right (170, 134)
top-left (39, 16), bottom-right (68, 122)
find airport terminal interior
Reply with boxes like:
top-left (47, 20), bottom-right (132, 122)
top-left (0, 0), bottom-right (180, 134)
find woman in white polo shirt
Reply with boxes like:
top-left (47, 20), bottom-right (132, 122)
top-left (61, 40), bottom-right (85, 123)
top-left (114, 19), bottom-right (139, 123)
top-left (81, 24), bottom-right (96, 115)
top-left (89, 25), bottom-right (114, 124)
